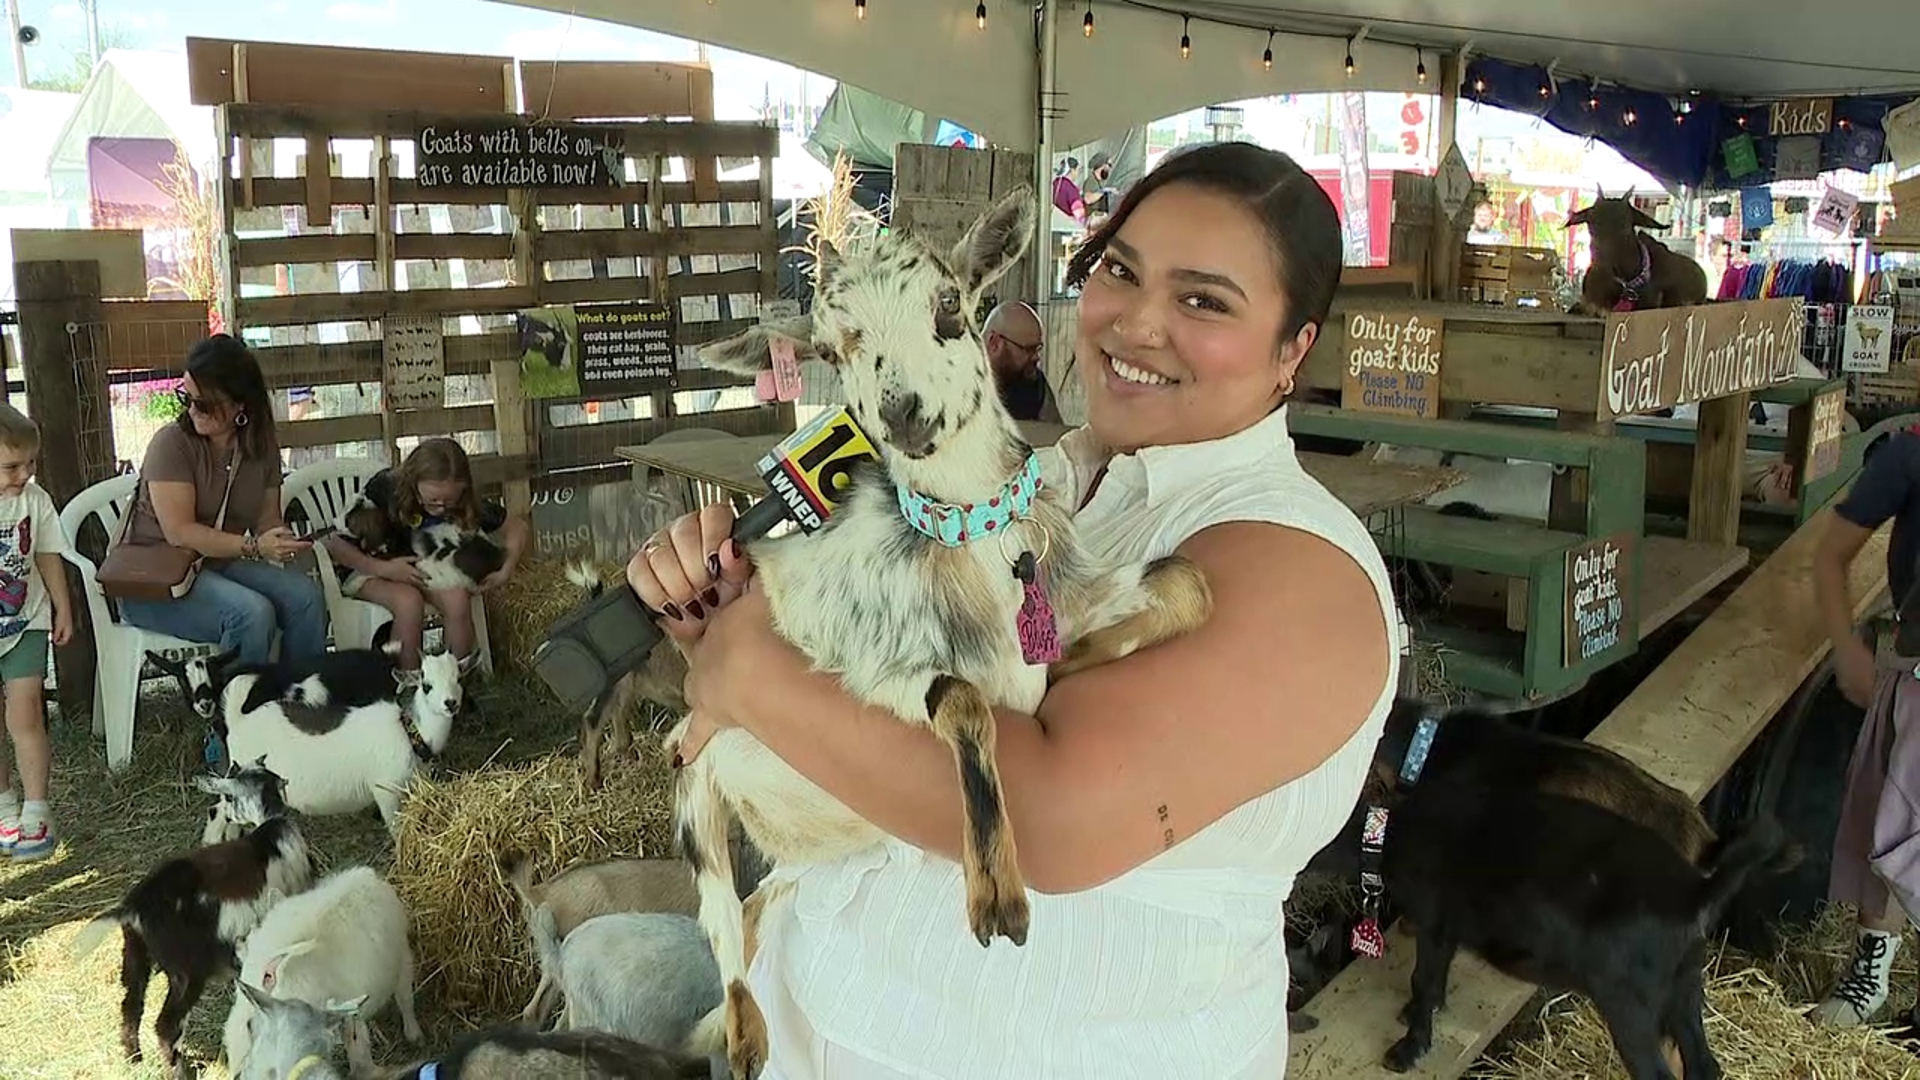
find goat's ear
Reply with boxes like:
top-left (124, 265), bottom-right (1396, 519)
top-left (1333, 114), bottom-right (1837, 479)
top-left (207, 647), bottom-right (241, 671)
top-left (394, 668), bottom-right (423, 691)
top-left (695, 317), bottom-right (817, 375)
top-left (192, 774), bottom-right (231, 797)
top-left (326, 994), bottom-right (369, 1019)
top-left (1629, 207), bottom-right (1665, 231)
top-left (237, 978), bottom-right (274, 1011)
top-left (1566, 206), bottom-right (1591, 227)
top-left (145, 650), bottom-right (181, 675)
top-left (456, 651), bottom-right (481, 676)
top-left (951, 186), bottom-right (1035, 298)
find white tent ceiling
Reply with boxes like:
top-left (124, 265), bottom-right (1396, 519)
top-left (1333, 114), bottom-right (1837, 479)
top-left (498, 0), bottom-right (1920, 150)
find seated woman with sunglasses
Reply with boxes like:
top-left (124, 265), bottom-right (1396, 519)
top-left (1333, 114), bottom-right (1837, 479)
top-left (112, 335), bottom-right (326, 669)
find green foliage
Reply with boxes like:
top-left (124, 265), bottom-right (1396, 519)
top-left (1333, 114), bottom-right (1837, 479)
top-left (141, 388), bottom-right (183, 422)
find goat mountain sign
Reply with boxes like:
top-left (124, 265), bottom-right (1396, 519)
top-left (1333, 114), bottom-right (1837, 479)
top-left (1597, 298), bottom-right (1803, 420)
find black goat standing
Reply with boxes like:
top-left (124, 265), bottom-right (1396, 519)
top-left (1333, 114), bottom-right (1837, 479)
top-left (1357, 703), bottom-right (1791, 1079)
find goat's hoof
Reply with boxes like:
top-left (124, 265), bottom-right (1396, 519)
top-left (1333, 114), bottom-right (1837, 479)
top-left (726, 981), bottom-right (769, 1080)
top-left (1288, 1011), bottom-right (1319, 1033)
top-left (1383, 1037), bottom-right (1425, 1073)
top-left (967, 887), bottom-right (1031, 947)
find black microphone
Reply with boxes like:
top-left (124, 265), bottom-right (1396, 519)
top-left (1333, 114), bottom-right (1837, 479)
top-left (532, 408), bottom-right (880, 712)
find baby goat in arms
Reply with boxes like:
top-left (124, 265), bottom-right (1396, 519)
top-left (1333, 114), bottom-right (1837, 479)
top-left (655, 187), bottom-right (1212, 1079)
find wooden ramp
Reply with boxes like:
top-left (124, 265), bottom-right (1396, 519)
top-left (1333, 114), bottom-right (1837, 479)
top-left (1290, 502), bottom-right (1891, 1079)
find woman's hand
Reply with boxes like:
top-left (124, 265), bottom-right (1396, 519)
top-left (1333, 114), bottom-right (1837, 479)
top-left (675, 585), bottom-right (790, 765)
top-left (375, 556), bottom-right (426, 586)
top-left (1836, 636), bottom-right (1879, 708)
top-left (50, 606), bottom-right (72, 647)
top-left (478, 566), bottom-right (513, 593)
top-left (625, 502), bottom-right (753, 646)
top-left (257, 526), bottom-right (311, 565)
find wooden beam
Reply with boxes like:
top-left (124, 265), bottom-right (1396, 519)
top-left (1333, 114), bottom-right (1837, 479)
top-left (237, 285), bottom-right (538, 327)
top-left (1290, 499), bottom-right (1890, 1079)
top-left (188, 36), bottom-right (514, 112)
top-left (535, 224), bottom-right (767, 263)
top-left (1689, 395), bottom-right (1750, 544)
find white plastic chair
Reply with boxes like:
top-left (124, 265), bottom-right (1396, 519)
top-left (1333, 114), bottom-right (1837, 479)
top-left (60, 473), bottom-right (218, 771)
top-left (281, 458), bottom-right (493, 674)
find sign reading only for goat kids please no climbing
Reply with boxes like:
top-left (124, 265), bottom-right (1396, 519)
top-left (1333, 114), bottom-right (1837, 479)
top-left (1341, 310), bottom-right (1443, 419)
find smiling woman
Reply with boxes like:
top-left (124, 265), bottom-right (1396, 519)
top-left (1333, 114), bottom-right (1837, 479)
top-left (627, 142), bottom-right (1398, 1079)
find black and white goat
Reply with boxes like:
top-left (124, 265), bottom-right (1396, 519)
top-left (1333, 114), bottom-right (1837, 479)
top-left (198, 757), bottom-right (294, 846)
top-left (649, 188), bottom-right (1214, 1078)
top-left (221, 648), bottom-right (472, 835)
top-left (152, 646), bottom-right (405, 726)
top-left (1337, 701), bottom-right (1793, 1079)
top-left (70, 766), bottom-right (313, 1070)
top-left (390, 1028), bottom-right (715, 1080)
top-left (339, 494), bottom-right (505, 593)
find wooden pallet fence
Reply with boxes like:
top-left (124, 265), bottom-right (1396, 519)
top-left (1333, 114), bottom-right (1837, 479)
top-left (215, 102), bottom-right (789, 514)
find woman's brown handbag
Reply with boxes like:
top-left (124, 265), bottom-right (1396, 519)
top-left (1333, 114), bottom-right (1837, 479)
top-left (96, 450), bottom-right (239, 603)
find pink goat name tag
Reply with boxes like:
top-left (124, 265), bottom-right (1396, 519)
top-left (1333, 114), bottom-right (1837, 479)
top-left (755, 337), bottom-right (803, 403)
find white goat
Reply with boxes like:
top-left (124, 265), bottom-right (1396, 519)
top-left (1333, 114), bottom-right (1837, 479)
top-left (543, 911), bottom-right (722, 1054)
top-left (221, 649), bottom-right (470, 835)
top-left (223, 865), bottom-right (422, 1078)
top-left (225, 982), bottom-right (364, 1080)
top-left (649, 188), bottom-right (1213, 1078)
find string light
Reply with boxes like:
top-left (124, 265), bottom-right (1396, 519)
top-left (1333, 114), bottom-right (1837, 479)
top-left (976, 1), bottom-right (986, 28)
top-left (1588, 89), bottom-right (1599, 110)
top-left (1263, 30), bottom-right (1274, 70)
top-left (1415, 50), bottom-right (1426, 84)
top-left (1471, 75), bottom-right (1486, 94)
top-left (1623, 106), bottom-right (1637, 125)
top-left (1083, 6), bottom-right (1093, 36)
top-left (1344, 42), bottom-right (1355, 77)
top-left (1179, 15), bottom-right (1190, 58)
top-left (1539, 81), bottom-right (1551, 98)
top-left (854, 0), bottom-right (865, 18)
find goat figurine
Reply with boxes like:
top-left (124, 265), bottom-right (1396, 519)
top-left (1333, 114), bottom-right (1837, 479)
top-left (642, 186), bottom-right (1213, 1079)
top-left (1567, 188), bottom-right (1708, 315)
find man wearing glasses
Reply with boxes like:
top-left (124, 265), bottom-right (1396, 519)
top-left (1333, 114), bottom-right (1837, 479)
top-left (983, 300), bottom-right (1061, 424)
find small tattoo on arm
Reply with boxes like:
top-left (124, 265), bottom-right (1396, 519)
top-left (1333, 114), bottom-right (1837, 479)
top-left (1157, 803), bottom-right (1175, 850)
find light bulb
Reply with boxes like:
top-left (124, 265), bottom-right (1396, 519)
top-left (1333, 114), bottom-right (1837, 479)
top-left (1624, 107), bottom-right (1637, 125)
top-left (1472, 77), bottom-right (1486, 93)
top-left (855, 0), bottom-right (865, 18)
top-left (1179, 16), bottom-right (1190, 58)
top-left (976, 2), bottom-right (986, 28)
top-left (1416, 58), bottom-right (1427, 84)
top-left (1539, 83), bottom-right (1551, 98)
top-left (1083, 8), bottom-right (1093, 35)
top-left (1345, 52), bottom-right (1355, 77)
top-left (1263, 31), bottom-right (1274, 70)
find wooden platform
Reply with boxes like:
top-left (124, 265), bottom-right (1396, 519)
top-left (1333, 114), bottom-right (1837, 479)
top-left (1289, 499), bottom-right (1890, 1079)
top-left (615, 426), bottom-right (1463, 519)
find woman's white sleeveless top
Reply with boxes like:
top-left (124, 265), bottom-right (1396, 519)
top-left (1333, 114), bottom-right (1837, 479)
top-left (749, 405), bottom-right (1404, 1080)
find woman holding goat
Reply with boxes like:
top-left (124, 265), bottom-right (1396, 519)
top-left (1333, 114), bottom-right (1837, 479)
top-left (627, 142), bottom-right (1399, 1079)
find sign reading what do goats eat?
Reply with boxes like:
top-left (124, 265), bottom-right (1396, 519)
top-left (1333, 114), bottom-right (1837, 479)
top-left (1341, 310), bottom-right (1443, 419)
top-left (1598, 297), bottom-right (1803, 420)
top-left (575, 303), bottom-right (679, 398)
top-left (1564, 534), bottom-right (1634, 667)
top-left (415, 120), bottom-right (625, 189)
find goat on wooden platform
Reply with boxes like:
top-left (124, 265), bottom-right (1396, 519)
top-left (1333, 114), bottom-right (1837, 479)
top-left (1568, 189), bottom-right (1708, 316)
top-left (635, 187), bottom-right (1213, 1079)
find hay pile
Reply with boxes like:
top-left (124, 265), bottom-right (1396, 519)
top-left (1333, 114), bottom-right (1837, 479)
top-left (484, 555), bottom-right (626, 674)
top-left (388, 740), bottom-right (677, 1017)
top-left (1473, 908), bottom-right (1920, 1079)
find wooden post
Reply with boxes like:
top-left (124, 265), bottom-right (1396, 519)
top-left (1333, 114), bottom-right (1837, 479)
top-left (1549, 411), bottom-right (1612, 532)
top-left (1689, 395), bottom-right (1750, 545)
top-left (1426, 53), bottom-right (1465, 303)
top-left (17, 259), bottom-right (109, 720)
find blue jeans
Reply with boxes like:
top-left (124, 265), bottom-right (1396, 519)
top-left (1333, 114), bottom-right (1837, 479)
top-left (118, 559), bottom-right (328, 669)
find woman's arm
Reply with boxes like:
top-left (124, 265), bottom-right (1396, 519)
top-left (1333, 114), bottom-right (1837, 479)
top-left (499, 515), bottom-right (531, 573)
top-left (323, 533), bottom-right (387, 576)
top-left (691, 521), bottom-right (1390, 894)
top-left (256, 486), bottom-right (288, 533)
top-left (149, 480), bottom-right (249, 560)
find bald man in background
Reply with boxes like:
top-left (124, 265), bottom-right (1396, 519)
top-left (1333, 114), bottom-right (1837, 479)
top-left (983, 300), bottom-right (1061, 423)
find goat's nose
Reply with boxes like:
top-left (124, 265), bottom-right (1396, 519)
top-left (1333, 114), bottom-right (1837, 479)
top-left (879, 393), bottom-right (923, 430)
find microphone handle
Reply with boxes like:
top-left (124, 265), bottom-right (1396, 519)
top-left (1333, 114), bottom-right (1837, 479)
top-left (729, 494), bottom-right (790, 545)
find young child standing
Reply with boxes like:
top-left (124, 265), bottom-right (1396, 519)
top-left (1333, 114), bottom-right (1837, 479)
top-left (323, 438), bottom-right (529, 669)
top-left (0, 404), bottom-right (73, 862)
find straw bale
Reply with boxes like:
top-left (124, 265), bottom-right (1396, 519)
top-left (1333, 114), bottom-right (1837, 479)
top-left (388, 740), bottom-right (677, 1016)
top-left (1472, 936), bottom-right (1920, 1080)
top-left (483, 555), bottom-right (625, 674)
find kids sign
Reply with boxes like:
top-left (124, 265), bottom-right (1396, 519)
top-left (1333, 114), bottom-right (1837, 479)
top-left (1563, 534), bottom-right (1635, 667)
top-left (1598, 298), bottom-right (1803, 420)
top-left (1341, 310), bottom-right (1444, 419)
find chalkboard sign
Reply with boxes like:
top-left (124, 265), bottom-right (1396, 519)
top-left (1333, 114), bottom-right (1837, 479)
top-left (415, 120), bottom-right (626, 189)
top-left (1563, 534), bottom-right (1635, 666)
top-left (577, 302), bottom-right (679, 398)
top-left (1340, 310), bottom-right (1443, 419)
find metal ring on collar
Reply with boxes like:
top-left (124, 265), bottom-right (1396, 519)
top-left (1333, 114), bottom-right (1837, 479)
top-left (996, 514), bottom-right (1052, 568)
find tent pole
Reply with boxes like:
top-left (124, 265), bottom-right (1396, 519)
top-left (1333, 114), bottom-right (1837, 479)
top-left (1033, 0), bottom-right (1059, 305)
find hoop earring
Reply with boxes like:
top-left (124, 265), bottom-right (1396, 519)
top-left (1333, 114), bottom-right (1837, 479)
top-left (234, 411), bottom-right (249, 428)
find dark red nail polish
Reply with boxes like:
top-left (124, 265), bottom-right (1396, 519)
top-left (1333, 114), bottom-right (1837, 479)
top-left (685, 599), bottom-right (706, 619)
top-left (662, 602), bottom-right (682, 620)
top-left (671, 753), bottom-right (683, 769)
top-left (726, 538), bottom-right (743, 561)
top-left (707, 553), bottom-right (723, 577)
top-left (702, 587), bottom-right (720, 607)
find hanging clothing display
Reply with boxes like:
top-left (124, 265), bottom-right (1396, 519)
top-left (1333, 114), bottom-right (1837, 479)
top-left (1716, 257), bottom-right (1854, 303)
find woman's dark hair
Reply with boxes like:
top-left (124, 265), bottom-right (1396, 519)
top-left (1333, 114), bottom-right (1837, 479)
top-left (1064, 141), bottom-right (1344, 344)
top-left (178, 333), bottom-right (276, 459)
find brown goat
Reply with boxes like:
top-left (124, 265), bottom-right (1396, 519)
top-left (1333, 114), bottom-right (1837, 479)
top-left (1568, 190), bottom-right (1708, 316)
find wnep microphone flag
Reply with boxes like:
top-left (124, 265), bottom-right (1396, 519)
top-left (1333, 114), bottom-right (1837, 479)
top-left (756, 408), bottom-right (880, 533)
